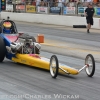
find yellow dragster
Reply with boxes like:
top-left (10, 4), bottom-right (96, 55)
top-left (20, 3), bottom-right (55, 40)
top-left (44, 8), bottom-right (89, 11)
top-left (0, 18), bottom-right (95, 78)
top-left (0, 33), bottom-right (95, 79)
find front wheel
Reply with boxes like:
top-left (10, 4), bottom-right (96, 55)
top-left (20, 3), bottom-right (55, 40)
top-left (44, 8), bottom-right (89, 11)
top-left (85, 54), bottom-right (95, 77)
top-left (50, 55), bottom-right (59, 78)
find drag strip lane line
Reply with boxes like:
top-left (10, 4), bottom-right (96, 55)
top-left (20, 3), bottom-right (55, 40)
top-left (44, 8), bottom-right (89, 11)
top-left (41, 43), bottom-right (100, 55)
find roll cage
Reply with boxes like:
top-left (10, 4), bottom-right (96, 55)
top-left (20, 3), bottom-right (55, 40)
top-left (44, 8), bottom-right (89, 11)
top-left (0, 18), bottom-right (18, 34)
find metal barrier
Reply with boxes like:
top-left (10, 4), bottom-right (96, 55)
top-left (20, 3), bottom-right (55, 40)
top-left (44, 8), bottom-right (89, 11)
top-left (5, 1), bottom-right (100, 16)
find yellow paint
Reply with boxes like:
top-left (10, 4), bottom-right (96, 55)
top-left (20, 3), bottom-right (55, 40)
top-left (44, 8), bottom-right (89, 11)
top-left (59, 66), bottom-right (79, 75)
top-left (26, 5), bottom-right (36, 13)
top-left (12, 54), bottom-right (79, 75)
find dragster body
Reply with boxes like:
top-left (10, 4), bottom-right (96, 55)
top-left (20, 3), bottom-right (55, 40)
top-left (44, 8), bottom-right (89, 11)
top-left (0, 18), bottom-right (95, 78)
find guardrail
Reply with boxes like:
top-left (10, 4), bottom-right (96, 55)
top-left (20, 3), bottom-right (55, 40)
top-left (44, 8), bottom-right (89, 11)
top-left (5, 1), bottom-right (100, 16)
top-left (1, 12), bottom-right (100, 29)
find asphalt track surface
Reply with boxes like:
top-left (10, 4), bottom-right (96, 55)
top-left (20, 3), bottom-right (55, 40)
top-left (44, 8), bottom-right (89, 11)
top-left (0, 22), bottom-right (100, 100)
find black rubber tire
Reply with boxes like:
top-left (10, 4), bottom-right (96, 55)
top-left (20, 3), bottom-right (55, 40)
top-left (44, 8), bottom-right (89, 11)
top-left (73, 25), bottom-right (86, 28)
top-left (85, 54), bottom-right (95, 77)
top-left (0, 37), bottom-right (6, 62)
top-left (50, 55), bottom-right (59, 78)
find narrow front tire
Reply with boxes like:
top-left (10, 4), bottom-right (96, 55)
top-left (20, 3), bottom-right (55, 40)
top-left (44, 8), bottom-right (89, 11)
top-left (50, 55), bottom-right (59, 78)
top-left (85, 54), bottom-right (95, 77)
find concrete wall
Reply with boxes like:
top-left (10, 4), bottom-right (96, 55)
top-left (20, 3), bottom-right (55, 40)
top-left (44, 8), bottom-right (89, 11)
top-left (1, 12), bottom-right (100, 29)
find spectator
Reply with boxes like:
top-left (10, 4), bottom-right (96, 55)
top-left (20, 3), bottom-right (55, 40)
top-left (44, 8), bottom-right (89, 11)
top-left (64, 0), bottom-right (69, 6)
top-left (32, 0), bottom-right (36, 6)
top-left (40, 0), bottom-right (45, 6)
top-left (57, 0), bottom-right (66, 7)
top-left (85, 4), bottom-right (95, 33)
top-left (93, 0), bottom-right (99, 4)
top-left (49, 0), bottom-right (54, 7)
top-left (36, 0), bottom-right (41, 6)
top-left (77, 0), bottom-right (83, 7)
top-left (62, 0), bottom-right (66, 7)
top-left (44, 0), bottom-right (49, 6)
top-left (58, 0), bottom-right (63, 7)
top-left (55, 0), bottom-right (58, 6)
top-left (85, 0), bottom-right (93, 2)
top-left (92, 2), bottom-right (97, 7)
top-left (97, 2), bottom-right (100, 7)
top-left (67, 0), bottom-right (75, 7)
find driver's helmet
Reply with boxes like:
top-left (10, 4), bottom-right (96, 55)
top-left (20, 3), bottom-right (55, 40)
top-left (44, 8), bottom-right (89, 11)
top-left (3, 22), bottom-right (12, 34)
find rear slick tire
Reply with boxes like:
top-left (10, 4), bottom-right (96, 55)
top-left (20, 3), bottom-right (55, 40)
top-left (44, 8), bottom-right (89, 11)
top-left (0, 37), bottom-right (6, 62)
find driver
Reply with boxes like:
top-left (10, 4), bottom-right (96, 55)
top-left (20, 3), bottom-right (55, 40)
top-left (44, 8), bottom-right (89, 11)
top-left (3, 22), bottom-right (12, 34)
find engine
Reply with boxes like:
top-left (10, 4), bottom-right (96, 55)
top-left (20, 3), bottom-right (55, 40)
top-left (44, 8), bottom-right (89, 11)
top-left (18, 34), bottom-right (34, 54)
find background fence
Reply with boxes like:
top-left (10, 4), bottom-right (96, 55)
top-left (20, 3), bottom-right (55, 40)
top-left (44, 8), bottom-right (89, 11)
top-left (5, 1), bottom-right (100, 16)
